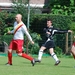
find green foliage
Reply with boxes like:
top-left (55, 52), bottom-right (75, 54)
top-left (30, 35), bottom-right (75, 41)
top-left (4, 27), bottom-right (13, 35)
top-left (0, 0), bottom-right (75, 54)
top-left (30, 14), bottom-right (72, 53)
top-left (28, 43), bottom-right (40, 54)
top-left (30, 32), bottom-right (42, 42)
top-left (70, 22), bottom-right (75, 31)
top-left (70, 16), bottom-right (75, 32)
top-left (12, 1), bottom-right (35, 26)
top-left (50, 5), bottom-right (75, 15)
top-left (0, 11), bottom-right (74, 54)
top-left (2, 32), bottom-right (42, 54)
top-left (44, 0), bottom-right (75, 15)
top-left (30, 14), bottom-right (72, 33)
top-left (0, 11), bottom-right (7, 36)
top-left (13, 2), bottom-right (28, 24)
top-left (0, 11), bottom-right (15, 42)
top-left (0, 1), bottom-right (39, 54)
top-left (2, 35), bottom-right (13, 45)
top-left (0, 11), bottom-right (15, 32)
top-left (55, 46), bottom-right (62, 55)
top-left (27, 32), bottom-right (42, 54)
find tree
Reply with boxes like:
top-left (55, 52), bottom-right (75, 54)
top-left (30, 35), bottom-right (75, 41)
top-left (44, 0), bottom-right (75, 15)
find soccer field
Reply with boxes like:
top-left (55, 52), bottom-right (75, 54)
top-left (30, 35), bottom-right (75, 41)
top-left (0, 56), bottom-right (75, 75)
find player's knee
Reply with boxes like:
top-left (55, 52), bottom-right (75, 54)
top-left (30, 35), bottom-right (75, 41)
top-left (8, 49), bottom-right (12, 53)
top-left (17, 53), bottom-right (22, 56)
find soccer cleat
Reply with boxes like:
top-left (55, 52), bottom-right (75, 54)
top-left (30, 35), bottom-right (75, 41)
top-left (5, 63), bottom-right (12, 66)
top-left (31, 59), bottom-right (35, 66)
top-left (35, 59), bottom-right (41, 63)
top-left (54, 60), bottom-right (61, 66)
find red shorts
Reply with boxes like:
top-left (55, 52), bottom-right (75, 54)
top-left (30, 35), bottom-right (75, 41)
top-left (73, 42), bottom-right (75, 46)
top-left (9, 39), bottom-right (24, 53)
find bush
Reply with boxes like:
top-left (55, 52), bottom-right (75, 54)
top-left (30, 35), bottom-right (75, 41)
top-left (25, 32), bottom-right (42, 54)
top-left (30, 14), bottom-right (72, 54)
top-left (55, 46), bottom-right (62, 55)
top-left (0, 10), bottom-right (75, 54)
top-left (2, 35), bottom-right (13, 45)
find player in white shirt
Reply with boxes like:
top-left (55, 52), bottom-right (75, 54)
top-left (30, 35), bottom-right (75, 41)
top-left (6, 14), bottom-right (35, 66)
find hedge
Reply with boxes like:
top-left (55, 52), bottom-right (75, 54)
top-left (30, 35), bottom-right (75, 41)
top-left (1, 13), bottom-right (75, 54)
top-left (30, 14), bottom-right (73, 53)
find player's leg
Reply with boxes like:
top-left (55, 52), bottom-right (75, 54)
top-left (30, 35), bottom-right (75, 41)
top-left (18, 53), bottom-right (33, 61)
top-left (17, 40), bottom-right (35, 66)
top-left (49, 48), bottom-right (60, 65)
top-left (6, 40), bottom-right (13, 65)
top-left (18, 53), bottom-right (35, 66)
top-left (6, 49), bottom-right (12, 65)
top-left (35, 46), bottom-right (46, 62)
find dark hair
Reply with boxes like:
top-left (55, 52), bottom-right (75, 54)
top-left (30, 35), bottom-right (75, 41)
top-left (47, 18), bottom-right (52, 22)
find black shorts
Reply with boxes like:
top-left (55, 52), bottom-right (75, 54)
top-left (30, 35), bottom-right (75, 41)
top-left (42, 40), bottom-right (55, 49)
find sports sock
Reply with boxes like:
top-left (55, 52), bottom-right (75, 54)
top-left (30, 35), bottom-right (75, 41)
top-left (22, 53), bottom-right (33, 61)
top-left (38, 49), bottom-right (43, 60)
top-left (51, 53), bottom-right (59, 61)
top-left (8, 52), bottom-right (12, 64)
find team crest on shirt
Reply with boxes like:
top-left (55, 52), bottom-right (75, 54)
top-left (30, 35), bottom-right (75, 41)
top-left (48, 29), bottom-right (52, 32)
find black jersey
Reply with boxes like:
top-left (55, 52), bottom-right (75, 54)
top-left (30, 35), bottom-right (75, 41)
top-left (44, 26), bottom-right (68, 40)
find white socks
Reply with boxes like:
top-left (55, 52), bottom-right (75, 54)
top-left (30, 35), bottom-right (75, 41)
top-left (38, 50), bottom-right (59, 62)
top-left (51, 53), bottom-right (59, 62)
top-left (38, 49), bottom-right (43, 61)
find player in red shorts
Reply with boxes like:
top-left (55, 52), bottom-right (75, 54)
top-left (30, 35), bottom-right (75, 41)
top-left (71, 36), bottom-right (75, 59)
top-left (6, 14), bottom-right (35, 66)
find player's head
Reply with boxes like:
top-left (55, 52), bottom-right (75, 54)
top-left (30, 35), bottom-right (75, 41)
top-left (15, 14), bottom-right (22, 23)
top-left (47, 19), bottom-right (52, 27)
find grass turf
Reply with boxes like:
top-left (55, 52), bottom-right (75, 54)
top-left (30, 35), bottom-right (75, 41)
top-left (0, 56), bottom-right (75, 75)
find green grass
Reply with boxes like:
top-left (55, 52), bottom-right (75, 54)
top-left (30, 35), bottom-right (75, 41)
top-left (0, 55), bottom-right (75, 75)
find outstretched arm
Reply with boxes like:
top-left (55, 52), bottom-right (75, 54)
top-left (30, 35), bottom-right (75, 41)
top-left (54, 29), bottom-right (72, 34)
top-left (68, 30), bottom-right (72, 33)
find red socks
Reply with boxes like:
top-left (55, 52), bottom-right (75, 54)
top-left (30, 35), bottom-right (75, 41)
top-left (22, 53), bottom-right (33, 61)
top-left (8, 52), bottom-right (12, 64)
top-left (8, 52), bottom-right (33, 64)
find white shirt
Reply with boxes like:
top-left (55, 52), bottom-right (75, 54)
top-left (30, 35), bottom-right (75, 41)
top-left (10, 21), bottom-right (32, 42)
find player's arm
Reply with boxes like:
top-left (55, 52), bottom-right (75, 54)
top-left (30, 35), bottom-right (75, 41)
top-left (7, 22), bottom-right (16, 34)
top-left (54, 29), bottom-right (72, 34)
top-left (22, 25), bottom-right (34, 44)
top-left (7, 30), bottom-right (14, 34)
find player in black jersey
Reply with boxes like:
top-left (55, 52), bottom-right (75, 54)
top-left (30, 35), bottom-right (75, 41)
top-left (35, 19), bottom-right (72, 65)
